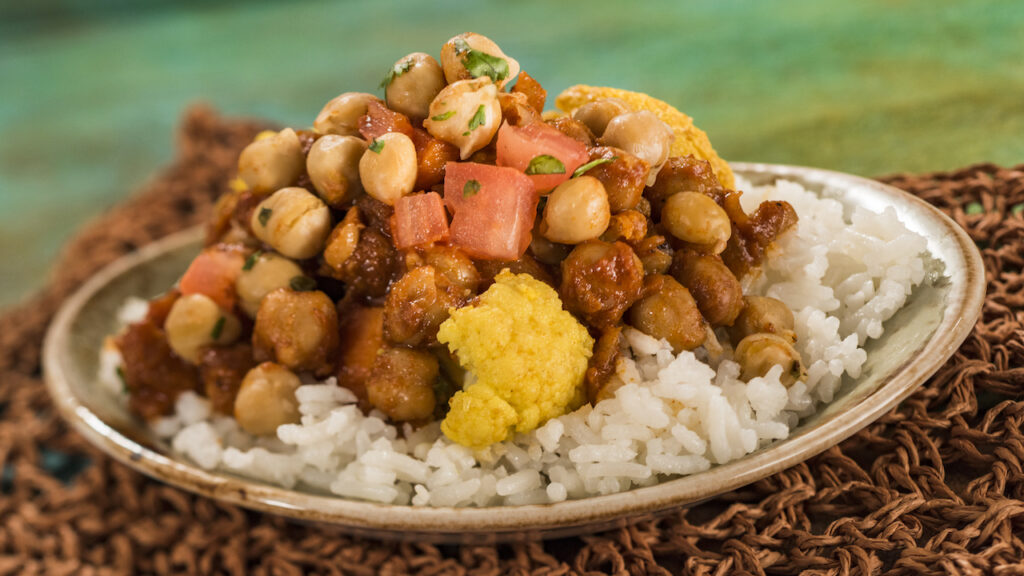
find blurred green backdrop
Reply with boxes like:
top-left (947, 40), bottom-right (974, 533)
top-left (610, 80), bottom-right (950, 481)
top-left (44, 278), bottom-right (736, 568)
top-left (2, 0), bottom-right (1023, 309)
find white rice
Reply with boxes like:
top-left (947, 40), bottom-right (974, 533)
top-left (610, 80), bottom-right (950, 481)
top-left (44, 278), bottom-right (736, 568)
top-left (99, 178), bottom-right (930, 506)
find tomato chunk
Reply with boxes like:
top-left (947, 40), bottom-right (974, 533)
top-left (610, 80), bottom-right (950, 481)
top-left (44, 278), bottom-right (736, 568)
top-left (495, 122), bottom-right (590, 193)
top-left (178, 245), bottom-right (246, 311)
top-left (392, 192), bottom-right (450, 250)
top-left (443, 162), bottom-right (539, 260)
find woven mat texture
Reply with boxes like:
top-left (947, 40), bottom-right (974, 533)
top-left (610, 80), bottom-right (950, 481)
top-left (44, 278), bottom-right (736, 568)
top-left (2, 108), bottom-right (1023, 576)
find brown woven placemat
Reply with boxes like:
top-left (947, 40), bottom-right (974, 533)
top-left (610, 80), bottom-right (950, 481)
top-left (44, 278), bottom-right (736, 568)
top-left (2, 107), bottom-right (1023, 576)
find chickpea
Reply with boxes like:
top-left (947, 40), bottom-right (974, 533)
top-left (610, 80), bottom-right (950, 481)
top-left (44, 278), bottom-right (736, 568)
top-left (423, 77), bottom-right (502, 160)
top-left (253, 289), bottom-right (340, 377)
top-left (572, 98), bottom-right (631, 138)
top-left (560, 240), bottom-right (645, 329)
top-left (540, 176), bottom-right (611, 244)
top-left (313, 92), bottom-right (380, 137)
top-left (735, 333), bottom-right (805, 387)
top-left (322, 207), bottom-right (364, 273)
top-left (306, 135), bottom-right (366, 208)
top-left (628, 275), bottom-right (706, 353)
top-left (547, 116), bottom-right (596, 147)
top-left (585, 147), bottom-right (649, 213)
top-left (599, 111), bottom-right (674, 185)
top-left (366, 347), bottom-right (439, 422)
top-left (530, 233), bottom-right (571, 266)
top-left (233, 362), bottom-right (302, 435)
top-left (383, 266), bottom-right (460, 347)
top-left (358, 132), bottom-right (417, 205)
top-left (164, 293), bottom-right (241, 363)
top-left (661, 191), bottom-right (731, 253)
top-left (235, 252), bottom-right (307, 317)
top-left (440, 32), bottom-right (521, 89)
top-left (385, 52), bottom-right (446, 122)
top-left (237, 128), bottom-right (304, 195)
top-left (251, 187), bottom-right (332, 260)
top-left (423, 245), bottom-right (480, 297)
top-left (633, 235), bottom-right (673, 276)
top-left (729, 296), bottom-right (797, 345)
top-left (671, 251), bottom-right (744, 326)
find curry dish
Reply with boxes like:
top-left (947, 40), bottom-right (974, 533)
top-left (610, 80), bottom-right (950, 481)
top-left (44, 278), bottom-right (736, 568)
top-left (113, 32), bottom-right (801, 449)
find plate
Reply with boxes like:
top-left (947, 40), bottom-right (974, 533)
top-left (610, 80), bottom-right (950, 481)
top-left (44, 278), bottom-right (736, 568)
top-left (43, 163), bottom-right (985, 543)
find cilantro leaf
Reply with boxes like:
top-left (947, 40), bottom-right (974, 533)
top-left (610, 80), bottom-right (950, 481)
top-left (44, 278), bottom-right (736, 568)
top-left (453, 37), bottom-right (472, 55)
top-left (210, 316), bottom-right (226, 340)
top-left (290, 275), bottom-right (317, 292)
top-left (242, 250), bottom-right (262, 271)
top-left (431, 110), bottom-right (455, 122)
top-left (257, 207), bottom-right (272, 227)
top-left (379, 58), bottom-right (413, 90)
top-left (464, 51), bottom-right (509, 83)
top-left (368, 139), bottom-right (385, 154)
top-left (572, 157), bottom-right (617, 178)
top-left (463, 179), bottom-right (481, 198)
top-left (468, 105), bottom-right (487, 131)
top-left (525, 155), bottom-right (566, 176)
top-left (1012, 203), bottom-right (1024, 216)
top-left (453, 37), bottom-right (509, 83)
top-left (116, 366), bottom-right (127, 394)
top-left (966, 202), bottom-right (984, 215)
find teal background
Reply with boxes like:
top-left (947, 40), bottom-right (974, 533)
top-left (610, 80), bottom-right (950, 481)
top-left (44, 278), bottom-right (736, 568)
top-left (2, 0), bottom-right (1023, 309)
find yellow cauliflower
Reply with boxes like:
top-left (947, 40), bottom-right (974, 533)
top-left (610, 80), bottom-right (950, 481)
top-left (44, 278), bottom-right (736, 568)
top-left (437, 271), bottom-right (594, 448)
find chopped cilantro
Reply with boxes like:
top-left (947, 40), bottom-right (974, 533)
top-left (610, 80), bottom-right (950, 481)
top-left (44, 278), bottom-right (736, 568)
top-left (116, 366), bottom-right (127, 393)
top-left (242, 250), bottom-right (262, 271)
top-left (525, 155), bottom-right (566, 176)
top-left (454, 38), bottom-right (509, 83)
top-left (1012, 203), bottom-right (1024, 216)
top-left (468, 105), bottom-right (487, 131)
top-left (210, 317), bottom-right (226, 340)
top-left (290, 275), bottom-right (317, 292)
top-left (431, 110), bottom-right (456, 122)
top-left (257, 207), bottom-right (272, 227)
top-left (453, 37), bottom-right (472, 55)
top-left (379, 58), bottom-right (413, 90)
top-left (368, 139), bottom-right (385, 154)
top-left (572, 157), bottom-right (617, 178)
top-left (965, 202), bottom-right (984, 215)
top-left (463, 179), bottom-right (481, 198)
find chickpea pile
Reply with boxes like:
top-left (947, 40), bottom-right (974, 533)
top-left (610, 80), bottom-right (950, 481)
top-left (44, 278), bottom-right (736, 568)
top-left (116, 32), bottom-right (804, 435)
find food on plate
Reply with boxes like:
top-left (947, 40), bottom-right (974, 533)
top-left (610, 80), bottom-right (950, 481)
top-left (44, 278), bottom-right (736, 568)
top-left (100, 32), bottom-right (928, 506)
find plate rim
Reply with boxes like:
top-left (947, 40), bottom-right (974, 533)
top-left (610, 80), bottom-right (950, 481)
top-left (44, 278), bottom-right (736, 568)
top-left (42, 163), bottom-right (987, 539)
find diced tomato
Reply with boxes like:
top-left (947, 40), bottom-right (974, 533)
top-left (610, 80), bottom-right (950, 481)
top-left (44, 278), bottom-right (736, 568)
top-left (443, 162), bottom-right (539, 260)
top-left (392, 192), bottom-right (450, 250)
top-left (495, 122), bottom-right (590, 193)
top-left (178, 246), bottom-right (246, 311)
top-left (359, 100), bottom-right (414, 141)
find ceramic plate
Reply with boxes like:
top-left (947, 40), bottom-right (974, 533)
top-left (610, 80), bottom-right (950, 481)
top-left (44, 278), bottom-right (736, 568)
top-left (43, 164), bottom-right (985, 543)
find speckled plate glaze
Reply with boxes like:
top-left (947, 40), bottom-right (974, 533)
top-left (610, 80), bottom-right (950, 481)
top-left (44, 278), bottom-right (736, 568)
top-left (44, 164), bottom-right (985, 543)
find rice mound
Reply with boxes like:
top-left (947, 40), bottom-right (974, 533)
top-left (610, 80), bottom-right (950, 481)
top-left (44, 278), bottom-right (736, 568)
top-left (100, 178), bottom-right (929, 507)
